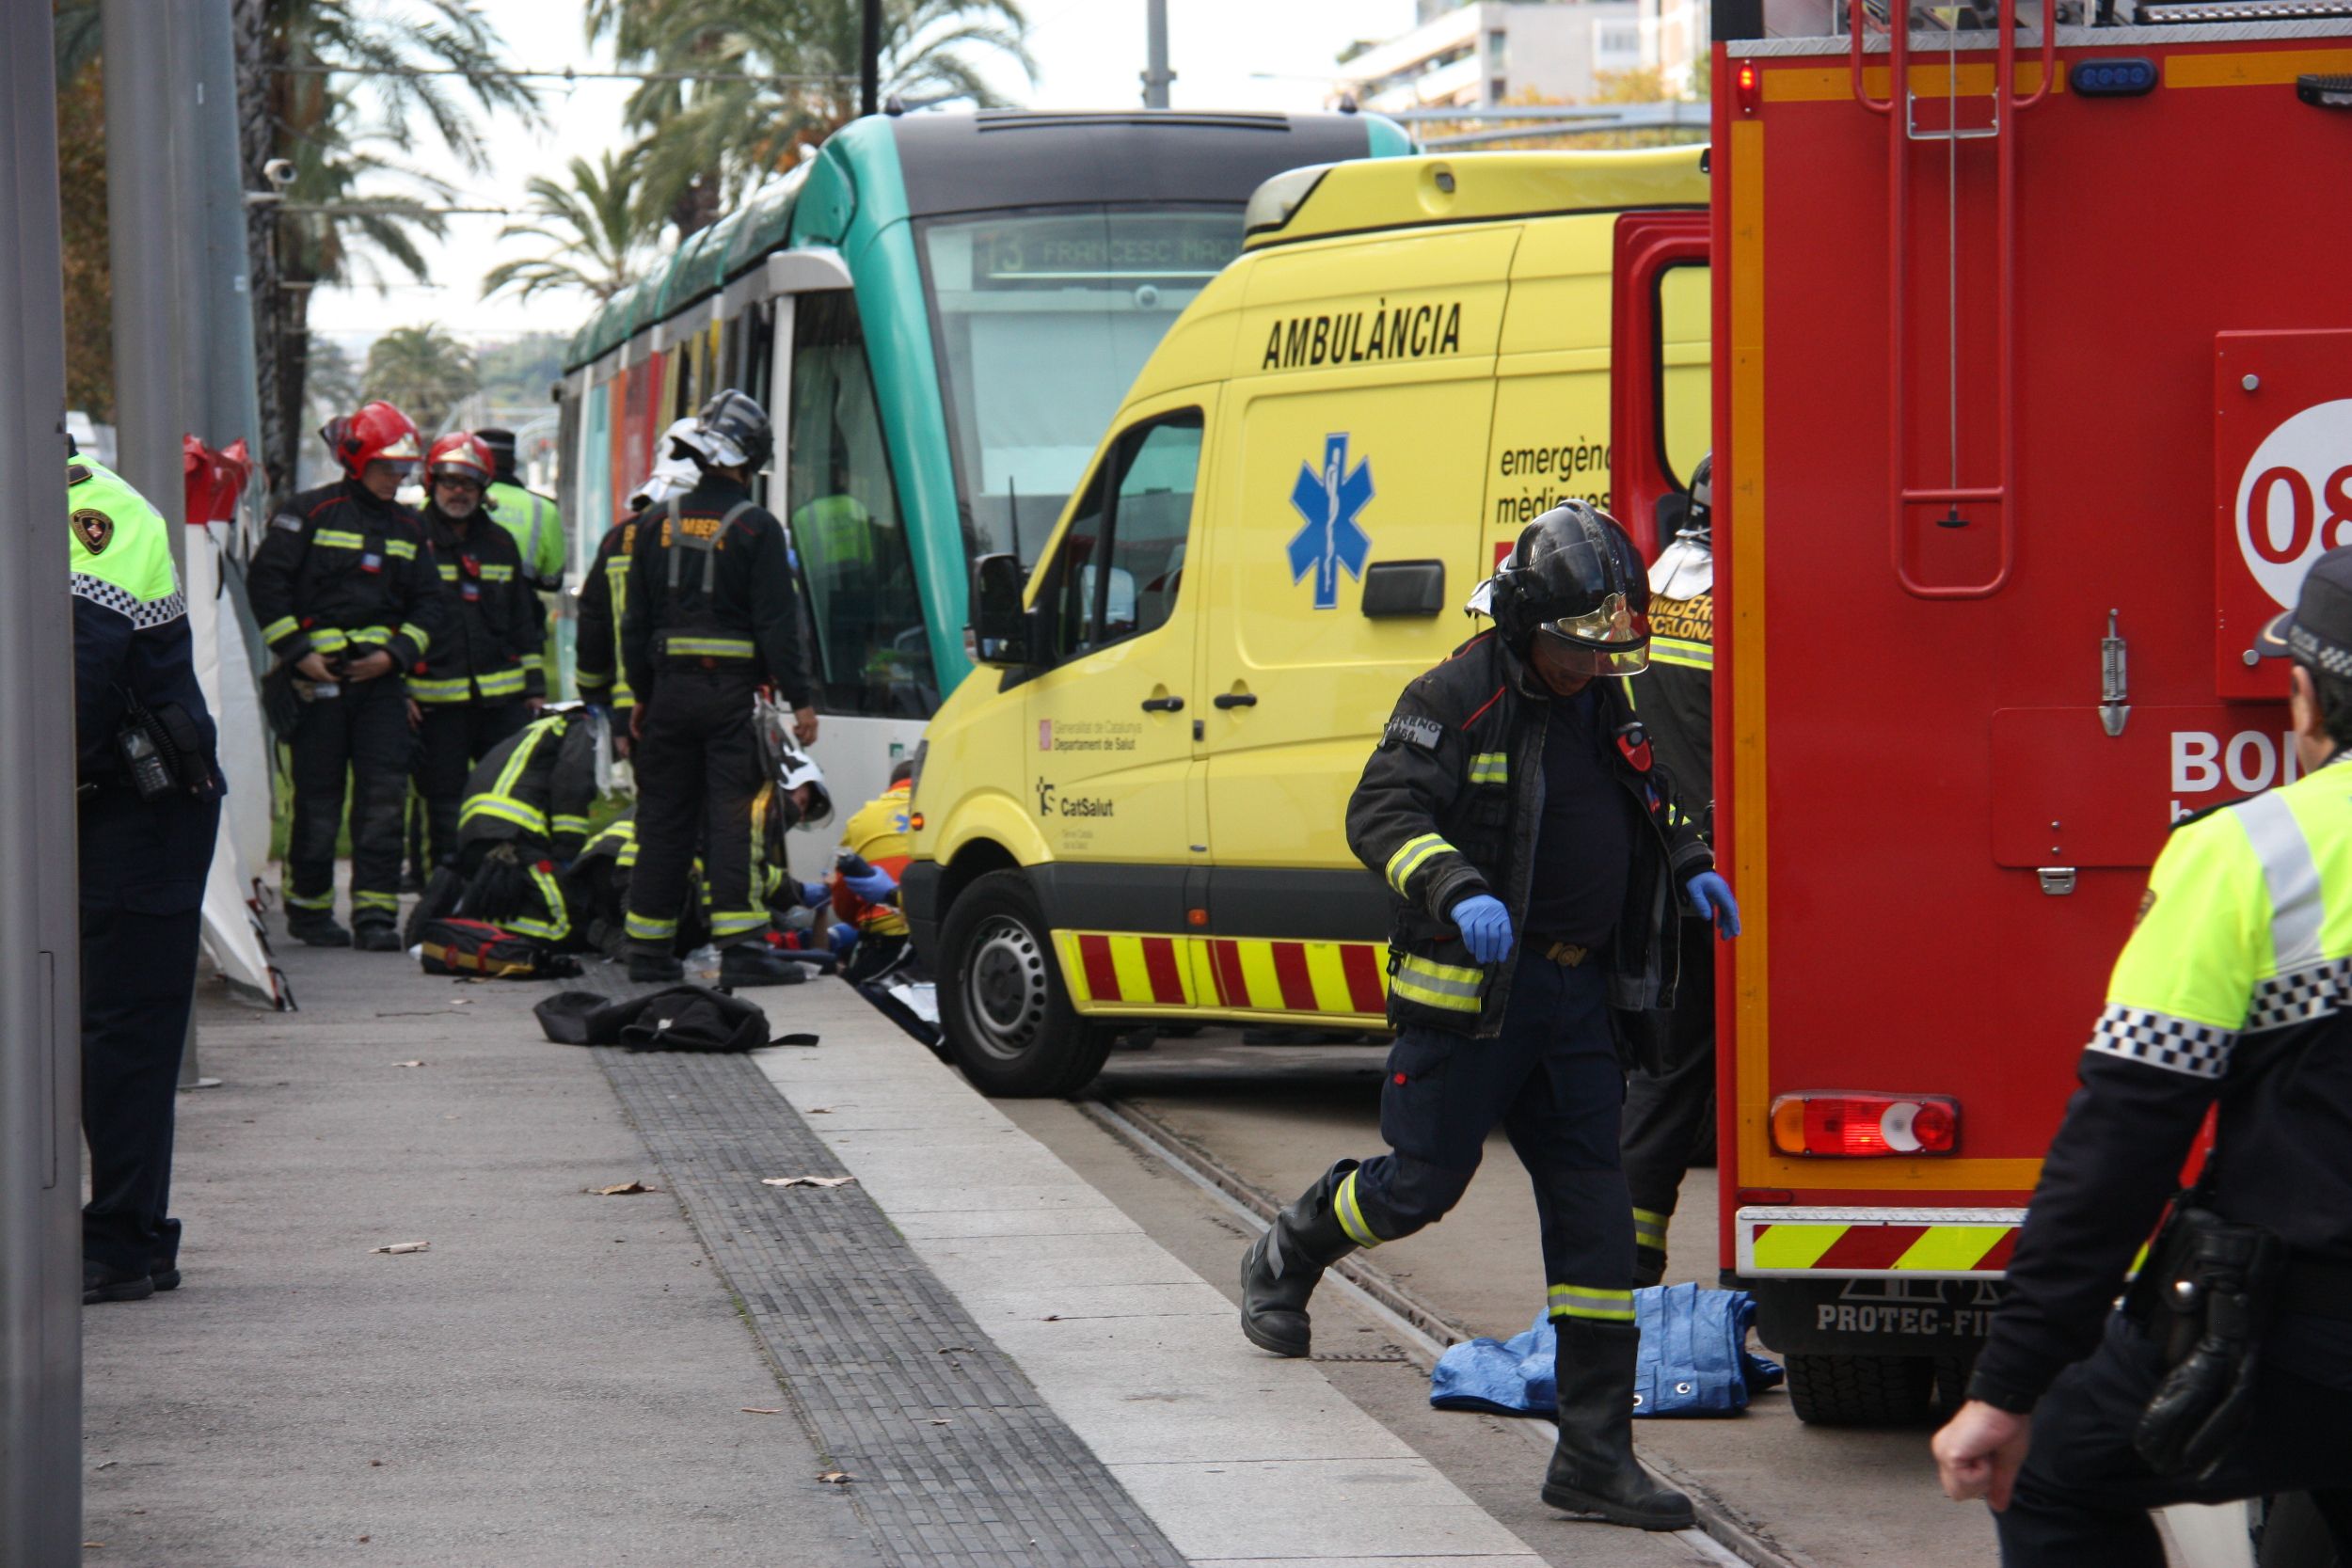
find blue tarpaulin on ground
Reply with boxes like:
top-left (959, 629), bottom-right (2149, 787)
top-left (1430, 1283), bottom-right (1785, 1418)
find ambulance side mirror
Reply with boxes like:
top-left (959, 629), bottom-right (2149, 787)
top-left (970, 553), bottom-right (1040, 667)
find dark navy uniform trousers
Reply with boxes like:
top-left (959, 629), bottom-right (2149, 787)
top-left (80, 783), bottom-right (218, 1276)
top-left (1348, 948), bottom-right (1634, 1319)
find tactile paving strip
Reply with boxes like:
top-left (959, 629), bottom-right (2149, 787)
top-left (584, 980), bottom-right (1187, 1568)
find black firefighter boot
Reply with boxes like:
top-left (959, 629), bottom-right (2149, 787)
top-left (1240, 1159), bottom-right (1360, 1356)
top-left (1542, 1317), bottom-right (1694, 1530)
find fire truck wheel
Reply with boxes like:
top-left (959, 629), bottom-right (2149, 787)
top-left (1784, 1353), bottom-right (1936, 1426)
top-left (938, 869), bottom-right (1114, 1099)
top-left (1931, 1349), bottom-right (1979, 1418)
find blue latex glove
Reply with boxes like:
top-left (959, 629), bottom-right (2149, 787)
top-left (842, 863), bottom-right (898, 902)
top-left (797, 880), bottom-right (831, 910)
top-left (1450, 893), bottom-right (1515, 965)
top-left (1686, 871), bottom-right (1741, 938)
top-left (827, 923), bottom-right (859, 956)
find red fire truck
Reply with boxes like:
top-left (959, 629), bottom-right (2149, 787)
top-left (1660, 0), bottom-right (2352, 1426)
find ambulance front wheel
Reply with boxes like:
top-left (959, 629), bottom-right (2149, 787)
top-left (938, 870), bottom-right (1114, 1098)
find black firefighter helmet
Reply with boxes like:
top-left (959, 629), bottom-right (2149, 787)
top-left (1487, 500), bottom-right (1651, 676)
top-left (692, 388), bottom-right (774, 474)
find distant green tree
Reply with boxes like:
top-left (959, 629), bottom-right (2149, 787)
top-left (588, 0), bottom-right (1035, 236)
top-left (304, 337), bottom-right (363, 427)
top-left (482, 151), bottom-right (654, 305)
top-left (363, 324), bottom-right (478, 437)
top-left (476, 335), bottom-right (569, 408)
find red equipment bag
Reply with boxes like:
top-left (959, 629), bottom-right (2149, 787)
top-left (417, 918), bottom-right (578, 980)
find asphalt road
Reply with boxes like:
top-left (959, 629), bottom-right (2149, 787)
top-left (1004, 1028), bottom-right (2000, 1568)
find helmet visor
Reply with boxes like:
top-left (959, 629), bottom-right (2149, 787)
top-left (1534, 628), bottom-right (1651, 676)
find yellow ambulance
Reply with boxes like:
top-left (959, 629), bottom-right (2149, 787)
top-left (901, 148), bottom-right (1711, 1096)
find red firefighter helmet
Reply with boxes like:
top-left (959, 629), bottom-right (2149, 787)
top-left (426, 431), bottom-right (494, 486)
top-left (320, 401), bottom-right (423, 477)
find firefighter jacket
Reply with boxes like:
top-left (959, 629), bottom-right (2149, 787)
top-left (574, 515), bottom-right (639, 713)
top-left (619, 474), bottom-right (814, 710)
top-left (485, 479), bottom-right (564, 592)
top-left (69, 457), bottom-right (220, 790)
top-left (413, 505), bottom-right (545, 706)
top-left (1968, 754), bottom-right (2352, 1412)
top-left (1345, 630), bottom-right (1712, 1037)
top-left (249, 479), bottom-right (450, 675)
top-left (456, 709), bottom-right (599, 861)
top-left (1631, 531), bottom-right (1713, 843)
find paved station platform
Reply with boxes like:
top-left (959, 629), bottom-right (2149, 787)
top-left (82, 925), bottom-right (1692, 1567)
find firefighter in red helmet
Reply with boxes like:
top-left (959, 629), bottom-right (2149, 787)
top-left (249, 401), bottom-right (453, 949)
top-left (408, 431), bottom-right (544, 874)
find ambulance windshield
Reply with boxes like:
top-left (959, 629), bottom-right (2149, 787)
top-left (919, 207), bottom-right (1240, 570)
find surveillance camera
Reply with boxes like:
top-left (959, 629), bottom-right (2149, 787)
top-left (263, 158), bottom-right (296, 188)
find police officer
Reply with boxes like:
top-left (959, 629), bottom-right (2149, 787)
top-left (476, 426), bottom-right (565, 593)
top-left (1238, 502), bottom-right (1739, 1532)
top-left (1619, 454), bottom-right (1718, 1286)
top-left (1932, 551), bottom-right (2352, 1562)
top-left (619, 389), bottom-right (818, 987)
top-left (449, 705), bottom-right (602, 947)
top-left (249, 402), bottom-right (452, 949)
top-left (577, 420), bottom-right (703, 749)
top-left (411, 431), bottom-right (543, 871)
top-left (69, 446), bottom-right (222, 1304)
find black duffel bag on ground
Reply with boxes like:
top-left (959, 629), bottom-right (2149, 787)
top-left (533, 984), bottom-right (816, 1053)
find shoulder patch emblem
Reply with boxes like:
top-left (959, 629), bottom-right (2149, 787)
top-left (67, 463), bottom-right (92, 486)
top-left (1386, 714), bottom-right (1444, 751)
top-left (2135, 887), bottom-right (2158, 928)
top-left (270, 511), bottom-right (304, 532)
top-left (72, 508), bottom-right (113, 555)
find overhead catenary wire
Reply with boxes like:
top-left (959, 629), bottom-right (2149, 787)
top-left (274, 62), bottom-right (857, 85)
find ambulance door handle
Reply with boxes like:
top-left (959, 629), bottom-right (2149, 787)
top-left (1141, 695), bottom-right (1185, 713)
top-left (1213, 692), bottom-right (1258, 709)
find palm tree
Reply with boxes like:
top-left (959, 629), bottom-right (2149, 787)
top-left (588, 0), bottom-right (1035, 237)
top-left (363, 324), bottom-right (478, 437)
top-left (241, 0), bottom-right (539, 499)
top-left (481, 151), bottom-right (653, 305)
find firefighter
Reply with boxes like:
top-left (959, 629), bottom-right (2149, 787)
top-left (619, 389), bottom-right (818, 987)
top-left (1237, 502), bottom-right (1738, 1532)
top-left (1931, 551), bottom-right (2352, 1564)
top-left (447, 705), bottom-right (600, 947)
top-left (1618, 453), bottom-right (1718, 1286)
top-left (250, 402), bottom-right (451, 950)
top-left (475, 426), bottom-right (564, 594)
top-left (411, 432), bottom-right (543, 871)
top-left (577, 420), bottom-right (703, 749)
top-left (70, 446), bottom-right (222, 1305)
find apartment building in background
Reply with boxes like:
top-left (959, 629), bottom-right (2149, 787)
top-left (1335, 0), bottom-right (1708, 111)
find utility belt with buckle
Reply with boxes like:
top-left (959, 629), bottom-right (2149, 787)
top-left (1529, 938), bottom-right (1594, 967)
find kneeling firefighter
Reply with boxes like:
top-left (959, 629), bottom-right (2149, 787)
top-left (439, 705), bottom-right (603, 947)
top-left (1237, 502), bottom-right (1740, 1531)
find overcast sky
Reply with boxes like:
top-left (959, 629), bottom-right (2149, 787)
top-left (306, 0), bottom-right (1420, 349)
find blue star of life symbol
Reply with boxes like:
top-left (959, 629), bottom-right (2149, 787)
top-left (1287, 434), bottom-right (1374, 610)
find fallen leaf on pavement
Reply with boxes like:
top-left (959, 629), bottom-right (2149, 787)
top-left (806, 1107), bottom-right (835, 1115)
top-left (371, 1242), bottom-right (430, 1255)
top-left (936, 1345), bottom-right (973, 1354)
top-left (1043, 1314), bottom-right (1061, 1322)
top-left (392, 1060), bottom-right (424, 1069)
top-left (592, 1181), bottom-right (656, 1196)
top-left (93, 1460), bottom-right (117, 1470)
top-left (450, 998), bottom-right (471, 1006)
top-left (740, 1407), bottom-right (783, 1415)
top-left (818, 1471), bottom-right (853, 1485)
top-left (760, 1176), bottom-right (856, 1189)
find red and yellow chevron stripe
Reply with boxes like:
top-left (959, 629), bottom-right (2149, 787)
top-left (1053, 931), bottom-right (1390, 1020)
top-left (1737, 1207), bottom-right (2025, 1279)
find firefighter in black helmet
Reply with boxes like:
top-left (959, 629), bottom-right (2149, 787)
top-left (619, 389), bottom-right (818, 986)
top-left (1236, 501), bottom-right (1739, 1532)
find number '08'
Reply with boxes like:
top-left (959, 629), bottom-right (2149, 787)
top-left (2247, 463), bottom-right (2352, 563)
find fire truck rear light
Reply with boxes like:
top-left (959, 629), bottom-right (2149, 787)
top-left (1770, 1093), bottom-right (1960, 1157)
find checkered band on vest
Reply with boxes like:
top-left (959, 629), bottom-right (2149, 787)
top-left (2245, 955), bottom-right (2352, 1034)
top-left (72, 574), bottom-right (186, 629)
top-left (2087, 1005), bottom-right (2234, 1080)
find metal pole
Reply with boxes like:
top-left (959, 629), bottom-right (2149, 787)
top-left (860, 0), bottom-right (882, 117)
top-left (108, 0), bottom-right (210, 1087)
top-left (1142, 0), bottom-right (1174, 108)
top-left (0, 4), bottom-right (87, 1560)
